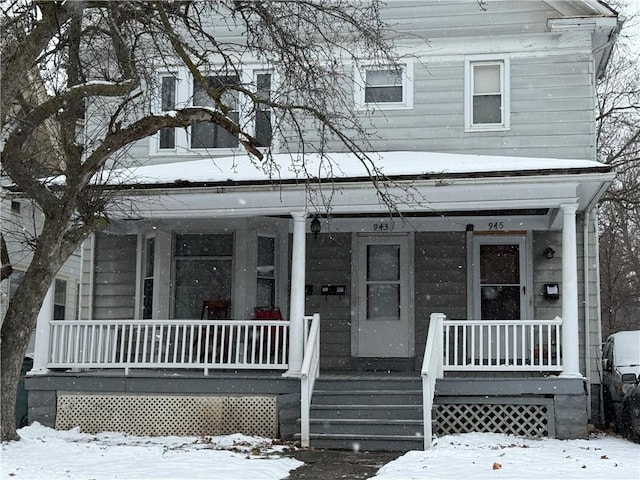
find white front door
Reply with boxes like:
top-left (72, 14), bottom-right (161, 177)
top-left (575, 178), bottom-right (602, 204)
top-left (356, 235), bottom-right (412, 358)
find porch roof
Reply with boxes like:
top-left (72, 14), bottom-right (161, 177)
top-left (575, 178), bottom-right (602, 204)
top-left (107, 151), bottom-right (614, 221)
top-left (108, 151), bottom-right (610, 187)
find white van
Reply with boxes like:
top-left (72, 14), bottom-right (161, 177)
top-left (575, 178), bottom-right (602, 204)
top-left (602, 330), bottom-right (640, 430)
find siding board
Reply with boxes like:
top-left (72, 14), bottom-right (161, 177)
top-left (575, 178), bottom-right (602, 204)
top-left (93, 233), bottom-right (136, 321)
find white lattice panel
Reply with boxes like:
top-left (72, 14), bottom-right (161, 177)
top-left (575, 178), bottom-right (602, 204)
top-left (436, 403), bottom-right (548, 437)
top-left (56, 394), bottom-right (277, 437)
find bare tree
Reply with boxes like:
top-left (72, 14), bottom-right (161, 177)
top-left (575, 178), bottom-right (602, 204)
top-left (597, 2), bottom-right (640, 336)
top-left (0, 0), bottom-right (398, 441)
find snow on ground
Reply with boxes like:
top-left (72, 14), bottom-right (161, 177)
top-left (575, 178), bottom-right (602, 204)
top-left (0, 423), bottom-right (302, 480)
top-left (372, 432), bottom-right (640, 480)
top-left (2, 424), bottom-right (639, 480)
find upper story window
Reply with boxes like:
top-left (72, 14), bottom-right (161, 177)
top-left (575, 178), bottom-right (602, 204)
top-left (191, 75), bottom-right (240, 149)
top-left (254, 73), bottom-right (273, 147)
top-left (354, 61), bottom-right (414, 110)
top-left (153, 68), bottom-right (273, 154)
top-left (465, 56), bottom-right (510, 131)
top-left (159, 76), bottom-right (177, 150)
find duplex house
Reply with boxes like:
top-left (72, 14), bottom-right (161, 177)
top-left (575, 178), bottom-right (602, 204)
top-left (25, 0), bottom-right (621, 451)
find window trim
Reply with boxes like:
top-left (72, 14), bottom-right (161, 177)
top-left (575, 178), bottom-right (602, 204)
top-left (354, 61), bottom-right (414, 110)
top-left (464, 55), bottom-right (510, 132)
top-left (151, 66), bottom-right (275, 155)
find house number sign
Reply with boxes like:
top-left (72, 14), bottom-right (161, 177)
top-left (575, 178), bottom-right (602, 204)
top-left (373, 222), bottom-right (392, 232)
top-left (487, 221), bottom-right (505, 230)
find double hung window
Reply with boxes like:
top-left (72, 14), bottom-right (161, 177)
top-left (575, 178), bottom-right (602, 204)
top-left (53, 278), bottom-right (67, 320)
top-left (355, 62), bottom-right (414, 110)
top-left (159, 76), bottom-right (177, 149)
top-left (256, 235), bottom-right (276, 307)
top-left (155, 69), bottom-right (273, 153)
top-left (191, 75), bottom-right (240, 149)
top-left (465, 56), bottom-right (510, 131)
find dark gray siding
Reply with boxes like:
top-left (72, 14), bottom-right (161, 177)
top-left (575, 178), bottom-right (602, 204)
top-left (92, 233), bottom-right (137, 320)
top-left (304, 233), bottom-right (352, 370)
top-left (414, 232), bottom-right (467, 366)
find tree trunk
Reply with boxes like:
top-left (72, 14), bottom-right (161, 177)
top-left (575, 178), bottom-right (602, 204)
top-left (0, 216), bottom-right (88, 441)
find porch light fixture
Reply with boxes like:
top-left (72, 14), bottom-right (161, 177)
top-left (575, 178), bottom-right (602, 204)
top-left (543, 247), bottom-right (555, 259)
top-left (310, 216), bottom-right (321, 239)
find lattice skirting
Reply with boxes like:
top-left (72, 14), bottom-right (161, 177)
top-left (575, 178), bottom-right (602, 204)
top-left (56, 393), bottom-right (278, 437)
top-left (436, 398), bottom-right (552, 437)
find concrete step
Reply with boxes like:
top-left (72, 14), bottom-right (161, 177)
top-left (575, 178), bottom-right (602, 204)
top-left (304, 433), bottom-right (424, 452)
top-left (310, 404), bottom-right (422, 420)
top-left (316, 375), bottom-right (421, 391)
top-left (303, 375), bottom-right (426, 450)
top-left (310, 418), bottom-right (423, 437)
top-left (312, 390), bottom-right (423, 405)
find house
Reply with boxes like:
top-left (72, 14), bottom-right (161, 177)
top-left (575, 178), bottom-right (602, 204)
top-left (24, 1), bottom-right (621, 451)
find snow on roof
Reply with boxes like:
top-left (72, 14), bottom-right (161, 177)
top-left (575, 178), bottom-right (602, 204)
top-left (107, 151), bottom-right (610, 186)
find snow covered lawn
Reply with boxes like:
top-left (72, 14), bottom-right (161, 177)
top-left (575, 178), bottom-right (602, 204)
top-left (1, 424), bottom-right (638, 480)
top-left (372, 432), bottom-right (640, 480)
top-left (0, 423), bottom-right (302, 480)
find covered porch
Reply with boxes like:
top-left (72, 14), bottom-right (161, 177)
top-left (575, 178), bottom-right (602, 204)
top-left (26, 151), bottom-right (613, 448)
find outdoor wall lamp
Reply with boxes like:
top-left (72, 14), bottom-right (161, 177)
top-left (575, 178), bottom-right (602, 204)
top-left (543, 247), bottom-right (555, 259)
top-left (310, 216), bottom-right (321, 239)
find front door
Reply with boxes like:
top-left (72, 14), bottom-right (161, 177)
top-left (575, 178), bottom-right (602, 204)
top-left (472, 235), bottom-right (528, 362)
top-left (356, 235), bottom-right (412, 357)
top-left (473, 236), bottom-right (527, 321)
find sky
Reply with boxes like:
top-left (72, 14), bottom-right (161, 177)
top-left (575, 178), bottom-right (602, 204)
top-left (1, 423), bottom-right (639, 480)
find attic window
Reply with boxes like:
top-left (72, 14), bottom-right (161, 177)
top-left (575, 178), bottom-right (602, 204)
top-left (11, 200), bottom-right (21, 214)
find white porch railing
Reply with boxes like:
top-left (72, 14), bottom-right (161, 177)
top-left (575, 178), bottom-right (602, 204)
top-left (421, 313), bottom-right (445, 449)
top-left (300, 313), bottom-right (321, 448)
top-left (443, 317), bottom-right (563, 372)
top-left (48, 319), bottom-right (290, 374)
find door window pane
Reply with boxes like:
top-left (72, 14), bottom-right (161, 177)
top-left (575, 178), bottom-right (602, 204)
top-left (480, 244), bottom-right (519, 284)
top-left (479, 243), bottom-right (521, 320)
top-left (367, 284), bottom-right (400, 321)
top-left (481, 286), bottom-right (520, 320)
top-left (367, 244), bottom-right (399, 281)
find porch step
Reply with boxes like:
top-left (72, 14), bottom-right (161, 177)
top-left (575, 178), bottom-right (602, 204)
top-left (307, 433), bottom-right (424, 452)
top-left (301, 375), bottom-right (424, 451)
top-left (311, 404), bottom-right (423, 420)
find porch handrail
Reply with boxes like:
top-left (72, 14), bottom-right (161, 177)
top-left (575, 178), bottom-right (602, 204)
top-left (300, 313), bottom-right (320, 448)
top-left (421, 312), bottom-right (445, 449)
top-left (442, 317), bottom-right (563, 372)
top-left (48, 319), bottom-right (290, 375)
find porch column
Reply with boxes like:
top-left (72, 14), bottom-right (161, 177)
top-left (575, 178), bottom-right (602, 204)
top-left (560, 203), bottom-right (581, 378)
top-left (286, 211), bottom-right (307, 376)
top-left (30, 284), bottom-right (54, 374)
